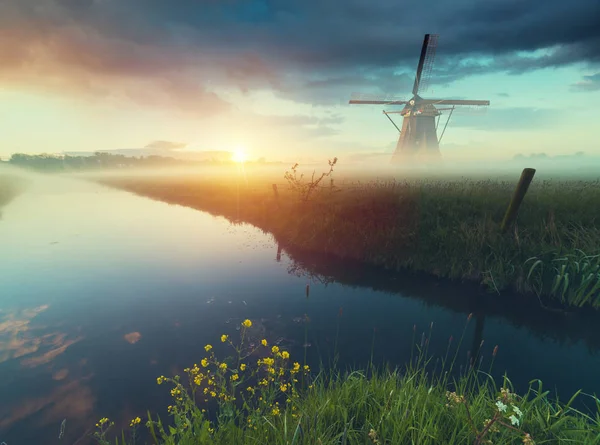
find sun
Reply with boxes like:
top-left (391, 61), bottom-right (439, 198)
top-left (232, 148), bottom-right (247, 163)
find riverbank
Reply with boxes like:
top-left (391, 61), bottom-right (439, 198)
top-left (92, 169), bottom-right (600, 309)
top-left (91, 317), bottom-right (600, 445)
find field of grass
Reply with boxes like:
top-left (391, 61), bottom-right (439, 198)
top-left (92, 166), bottom-right (600, 309)
top-left (92, 317), bottom-right (600, 445)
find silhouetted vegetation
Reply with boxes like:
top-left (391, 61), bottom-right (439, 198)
top-left (5, 152), bottom-right (192, 172)
top-left (4, 152), bottom-right (284, 172)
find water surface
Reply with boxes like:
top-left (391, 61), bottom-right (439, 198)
top-left (1, 174), bottom-right (599, 444)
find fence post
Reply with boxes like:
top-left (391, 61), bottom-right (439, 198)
top-left (500, 168), bottom-right (536, 233)
top-left (272, 184), bottom-right (280, 208)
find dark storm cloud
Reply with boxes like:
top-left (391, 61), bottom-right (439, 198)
top-left (1, 0), bottom-right (598, 111)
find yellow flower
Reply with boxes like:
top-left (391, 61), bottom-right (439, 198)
top-left (129, 417), bottom-right (141, 427)
top-left (242, 319), bottom-right (252, 328)
top-left (210, 391), bottom-right (217, 397)
top-left (201, 358), bottom-right (209, 367)
top-left (208, 427), bottom-right (215, 434)
top-left (259, 379), bottom-right (268, 386)
top-left (271, 407), bottom-right (280, 416)
top-left (271, 346), bottom-right (279, 354)
top-left (221, 334), bottom-right (228, 343)
top-left (204, 344), bottom-right (212, 352)
top-left (280, 383), bottom-right (288, 392)
top-left (304, 365), bottom-right (310, 372)
top-left (281, 351), bottom-right (290, 359)
top-left (261, 339), bottom-right (268, 347)
top-left (219, 362), bottom-right (227, 371)
top-left (247, 386), bottom-right (255, 393)
top-left (240, 363), bottom-right (247, 371)
top-left (156, 376), bottom-right (165, 385)
top-left (96, 417), bottom-right (110, 428)
top-left (231, 374), bottom-right (239, 381)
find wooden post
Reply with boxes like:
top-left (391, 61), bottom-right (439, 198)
top-left (272, 183), bottom-right (280, 208)
top-left (500, 168), bottom-right (536, 233)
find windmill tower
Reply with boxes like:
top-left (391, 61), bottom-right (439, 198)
top-left (349, 34), bottom-right (490, 164)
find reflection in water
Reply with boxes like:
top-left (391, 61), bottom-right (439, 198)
top-left (124, 332), bottom-right (142, 344)
top-left (281, 242), bottom-right (600, 355)
top-left (470, 314), bottom-right (486, 367)
top-left (0, 305), bottom-right (49, 363)
top-left (0, 378), bottom-right (96, 442)
top-left (0, 174), bottom-right (599, 444)
top-left (0, 305), bottom-right (81, 369)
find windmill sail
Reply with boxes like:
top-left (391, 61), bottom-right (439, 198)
top-left (412, 34), bottom-right (438, 95)
top-left (417, 34), bottom-right (438, 93)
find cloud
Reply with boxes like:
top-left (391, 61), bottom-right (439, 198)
top-left (144, 141), bottom-right (187, 150)
top-left (571, 72), bottom-right (600, 91)
top-left (257, 113), bottom-right (344, 127)
top-left (0, 0), bottom-right (598, 112)
top-left (449, 107), bottom-right (558, 131)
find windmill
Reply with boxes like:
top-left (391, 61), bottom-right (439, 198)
top-left (349, 34), bottom-right (490, 164)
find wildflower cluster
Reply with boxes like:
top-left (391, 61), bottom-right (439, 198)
top-left (141, 319), bottom-right (313, 439)
top-left (445, 391), bottom-right (466, 407)
top-left (92, 417), bottom-right (115, 445)
top-left (445, 385), bottom-right (533, 444)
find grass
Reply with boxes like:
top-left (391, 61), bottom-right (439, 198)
top-left (91, 165), bottom-right (600, 309)
top-left (92, 316), bottom-right (600, 445)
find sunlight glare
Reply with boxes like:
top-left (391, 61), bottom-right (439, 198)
top-left (232, 148), bottom-right (247, 163)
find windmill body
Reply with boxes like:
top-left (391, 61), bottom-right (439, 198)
top-left (349, 34), bottom-right (490, 164)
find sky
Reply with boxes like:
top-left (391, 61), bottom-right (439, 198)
top-left (0, 0), bottom-right (599, 163)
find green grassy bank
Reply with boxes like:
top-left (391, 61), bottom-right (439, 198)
top-left (92, 170), bottom-right (600, 309)
top-left (92, 318), bottom-right (600, 445)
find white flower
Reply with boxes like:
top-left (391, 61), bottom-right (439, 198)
top-left (512, 405), bottom-right (523, 418)
top-left (509, 414), bottom-right (520, 426)
top-left (496, 401), bottom-right (508, 412)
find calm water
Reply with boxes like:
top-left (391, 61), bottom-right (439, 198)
top-left (1, 174), bottom-right (600, 444)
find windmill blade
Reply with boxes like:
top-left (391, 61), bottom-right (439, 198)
top-left (412, 34), bottom-right (437, 96)
top-left (417, 34), bottom-right (438, 94)
top-left (420, 99), bottom-right (490, 106)
top-left (349, 92), bottom-right (408, 105)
